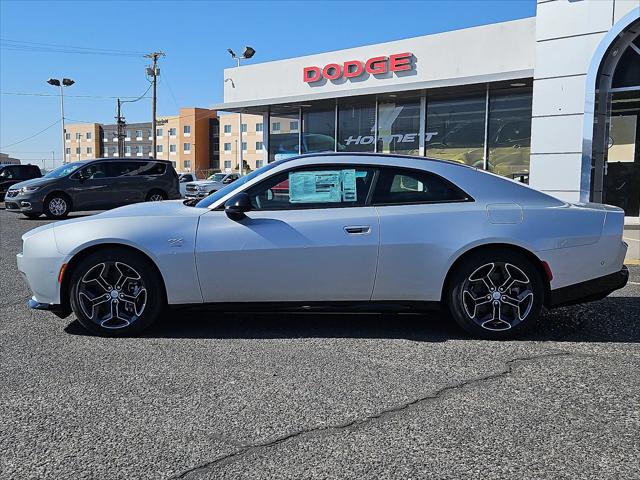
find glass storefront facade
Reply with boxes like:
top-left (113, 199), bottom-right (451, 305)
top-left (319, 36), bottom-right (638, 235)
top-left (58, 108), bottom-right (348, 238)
top-left (264, 82), bottom-right (533, 182)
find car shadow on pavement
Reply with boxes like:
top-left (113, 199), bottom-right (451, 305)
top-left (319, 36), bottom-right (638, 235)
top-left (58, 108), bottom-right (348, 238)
top-left (63, 296), bottom-right (639, 343)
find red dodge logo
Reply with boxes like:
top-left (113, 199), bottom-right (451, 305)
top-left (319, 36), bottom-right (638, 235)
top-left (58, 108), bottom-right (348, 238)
top-left (303, 52), bottom-right (413, 83)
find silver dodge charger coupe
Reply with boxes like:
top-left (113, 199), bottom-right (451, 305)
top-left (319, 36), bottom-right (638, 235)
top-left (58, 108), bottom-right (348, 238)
top-left (17, 153), bottom-right (629, 339)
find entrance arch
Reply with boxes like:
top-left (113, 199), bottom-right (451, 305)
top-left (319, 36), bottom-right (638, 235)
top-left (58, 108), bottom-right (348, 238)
top-left (585, 8), bottom-right (640, 217)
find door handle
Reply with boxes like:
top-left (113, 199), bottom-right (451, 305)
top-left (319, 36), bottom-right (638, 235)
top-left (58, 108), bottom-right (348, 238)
top-left (344, 225), bottom-right (371, 235)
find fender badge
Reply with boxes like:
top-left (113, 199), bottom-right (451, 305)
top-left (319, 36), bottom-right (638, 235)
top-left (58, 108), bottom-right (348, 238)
top-left (167, 238), bottom-right (184, 247)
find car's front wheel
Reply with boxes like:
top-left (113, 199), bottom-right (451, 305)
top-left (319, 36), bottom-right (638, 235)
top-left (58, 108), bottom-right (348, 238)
top-left (44, 194), bottom-right (71, 219)
top-left (446, 249), bottom-right (544, 339)
top-left (69, 248), bottom-right (164, 336)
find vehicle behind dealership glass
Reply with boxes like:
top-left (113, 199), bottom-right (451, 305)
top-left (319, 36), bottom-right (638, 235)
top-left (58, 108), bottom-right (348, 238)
top-left (5, 158), bottom-right (180, 219)
top-left (0, 164), bottom-right (42, 201)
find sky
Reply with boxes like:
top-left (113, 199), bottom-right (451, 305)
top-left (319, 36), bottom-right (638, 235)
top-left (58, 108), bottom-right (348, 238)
top-left (0, 0), bottom-right (536, 168)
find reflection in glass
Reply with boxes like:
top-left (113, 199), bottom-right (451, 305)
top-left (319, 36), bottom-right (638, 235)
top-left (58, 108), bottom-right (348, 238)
top-left (377, 96), bottom-right (420, 155)
top-left (487, 88), bottom-right (532, 179)
top-left (338, 98), bottom-right (376, 152)
top-left (301, 104), bottom-right (336, 154)
top-left (269, 109), bottom-right (300, 162)
top-left (425, 94), bottom-right (486, 168)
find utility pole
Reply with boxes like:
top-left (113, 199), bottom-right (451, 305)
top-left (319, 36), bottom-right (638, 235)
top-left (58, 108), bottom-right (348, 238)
top-left (116, 98), bottom-right (126, 157)
top-left (145, 52), bottom-right (165, 159)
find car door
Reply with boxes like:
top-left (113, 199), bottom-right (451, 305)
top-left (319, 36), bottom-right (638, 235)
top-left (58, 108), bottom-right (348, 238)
top-left (108, 161), bottom-right (145, 205)
top-left (68, 161), bottom-right (116, 210)
top-left (370, 166), bottom-right (473, 302)
top-left (195, 164), bottom-right (380, 303)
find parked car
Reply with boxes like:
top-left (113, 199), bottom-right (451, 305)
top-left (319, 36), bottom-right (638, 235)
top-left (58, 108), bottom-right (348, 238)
top-left (184, 172), bottom-right (239, 200)
top-left (0, 164), bottom-right (42, 201)
top-left (5, 158), bottom-right (180, 219)
top-left (17, 153), bottom-right (628, 339)
top-left (178, 173), bottom-right (197, 197)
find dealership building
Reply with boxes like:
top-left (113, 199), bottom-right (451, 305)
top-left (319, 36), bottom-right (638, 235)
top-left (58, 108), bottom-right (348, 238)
top-left (214, 0), bottom-right (639, 220)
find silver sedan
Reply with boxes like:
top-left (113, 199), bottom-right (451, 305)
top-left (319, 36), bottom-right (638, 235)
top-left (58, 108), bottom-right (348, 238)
top-left (17, 153), bottom-right (629, 339)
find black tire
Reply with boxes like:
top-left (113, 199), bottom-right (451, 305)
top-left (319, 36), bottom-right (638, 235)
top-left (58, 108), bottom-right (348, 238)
top-left (44, 193), bottom-right (71, 219)
top-left (446, 249), bottom-right (544, 340)
top-left (69, 248), bottom-right (165, 337)
top-left (23, 212), bottom-right (42, 219)
top-left (146, 189), bottom-right (167, 202)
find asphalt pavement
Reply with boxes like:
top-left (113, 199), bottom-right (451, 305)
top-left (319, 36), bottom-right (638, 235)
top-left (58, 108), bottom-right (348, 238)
top-left (1, 208), bottom-right (638, 480)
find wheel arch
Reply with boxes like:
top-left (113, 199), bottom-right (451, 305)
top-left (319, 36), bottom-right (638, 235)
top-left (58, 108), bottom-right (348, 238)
top-left (146, 188), bottom-right (167, 200)
top-left (441, 242), bottom-right (552, 306)
top-left (59, 242), bottom-right (168, 314)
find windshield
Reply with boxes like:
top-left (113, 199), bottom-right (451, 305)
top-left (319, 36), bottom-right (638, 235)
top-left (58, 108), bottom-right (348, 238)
top-left (208, 173), bottom-right (226, 182)
top-left (45, 162), bottom-right (83, 178)
top-left (195, 159), bottom-right (291, 208)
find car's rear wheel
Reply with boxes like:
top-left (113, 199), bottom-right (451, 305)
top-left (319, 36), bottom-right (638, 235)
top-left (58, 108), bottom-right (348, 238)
top-left (23, 212), bottom-right (41, 219)
top-left (44, 194), bottom-right (71, 219)
top-left (146, 189), bottom-right (166, 202)
top-left (69, 248), bottom-right (164, 336)
top-left (446, 249), bottom-right (544, 339)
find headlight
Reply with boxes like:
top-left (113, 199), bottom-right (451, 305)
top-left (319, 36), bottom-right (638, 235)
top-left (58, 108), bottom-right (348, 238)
top-left (20, 186), bottom-right (40, 193)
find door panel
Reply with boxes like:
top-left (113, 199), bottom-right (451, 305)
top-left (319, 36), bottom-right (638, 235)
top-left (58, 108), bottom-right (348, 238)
top-left (195, 208), bottom-right (379, 303)
top-left (69, 163), bottom-right (115, 210)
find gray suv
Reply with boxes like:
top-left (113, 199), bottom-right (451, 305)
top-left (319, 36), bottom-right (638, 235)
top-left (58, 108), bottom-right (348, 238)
top-left (5, 158), bottom-right (180, 219)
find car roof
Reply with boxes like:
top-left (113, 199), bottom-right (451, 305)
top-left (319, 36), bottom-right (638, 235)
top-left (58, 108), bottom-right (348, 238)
top-left (84, 157), bottom-right (173, 164)
top-left (275, 152), bottom-right (476, 169)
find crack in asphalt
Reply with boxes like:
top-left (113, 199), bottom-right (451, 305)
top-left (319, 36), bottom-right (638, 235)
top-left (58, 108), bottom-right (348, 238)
top-left (169, 350), bottom-right (573, 479)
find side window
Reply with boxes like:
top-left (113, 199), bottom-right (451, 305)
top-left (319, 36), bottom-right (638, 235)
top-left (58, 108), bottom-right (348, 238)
top-left (246, 166), bottom-right (375, 210)
top-left (372, 167), bottom-right (469, 205)
top-left (79, 162), bottom-right (109, 180)
top-left (29, 166), bottom-right (41, 178)
top-left (108, 162), bottom-right (139, 177)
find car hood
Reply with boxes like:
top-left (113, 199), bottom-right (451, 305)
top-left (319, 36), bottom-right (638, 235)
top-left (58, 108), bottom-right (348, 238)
top-left (191, 180), bottom-right (224, 187)
top-left (9, 177), bottom-right (57, 190)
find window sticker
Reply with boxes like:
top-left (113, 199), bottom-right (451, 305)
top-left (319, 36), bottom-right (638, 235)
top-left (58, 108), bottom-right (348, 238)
top-left (289, 169), bottom-right (357, 203)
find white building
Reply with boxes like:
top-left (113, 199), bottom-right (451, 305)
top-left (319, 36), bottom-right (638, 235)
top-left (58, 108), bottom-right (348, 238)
top-left (214, 0), bottom-right (639, 220)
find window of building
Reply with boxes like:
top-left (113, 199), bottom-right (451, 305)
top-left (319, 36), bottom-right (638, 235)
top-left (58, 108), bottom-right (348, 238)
top-left (224, 142), bottom-right (232, 152)
top-left (183, 125), bottom-right (191, 135)
top-left (377, 94), bottom-right (421, 155)
top-left (134, 129), bottom-right (141, 138)
top-left (75, 147), bottom-right (81, 154)
top-left (86, 132), bottom-right (92, 140)
top-left (65, 133), bottom-right (70, 140)
top-left (372, 167), bottom-right (470, 205)
top-left (223, 124), bottom-right (232, 134)
top-left (169, 144), bottom-right (176, 153)
top-left (256, 123), bottom-right (263, 132)
top-left (156, 128), bottom-right (163, 137)
top-left (338, 98), bottom-right (376, 153)
top-left (136, 145), bottom-right (143, 155)
top-left (87, 147), bottom-right (92, 154)
top-left (241, 123), bottom-right (247, 133)
top-left (76, 133), bottom-right (81, 140)
top-left (269, 110), bottom-right (298, 162)
top-left (184, 142), bottom-right (191, 152)
top-left (247, 166), bottom-right (375, 210)
top-left (256, 160), bottom-right (264, 168)
top-left (169, 128), bottom-right (176, 136)
top-left (486, 87), bottom-right (532, 179)
top-left (65, 147), bottom-right (71, 154)
top-left (125, 146), bottom-right (132, 155)
top-left (184, 160), bottom-right (191, 169)
top-left (255, 141), bottom-right (264, 150)
top-left (290, 120), bottom-right (299, 131)
top-left (242, 142), bottom-right (247, 151)
top-left (301, 104), bottom-right (335, 154)
top-left (224, 160), bottom-right (232, 169)
top-left (125, 130), bottom-right (131, 140)
top-left (425, 92), bottom-right (486, 167)
top-left (156, 144), bottom-right (163, 153)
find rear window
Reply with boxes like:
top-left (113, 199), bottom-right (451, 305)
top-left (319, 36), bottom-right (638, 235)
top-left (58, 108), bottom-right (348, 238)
top-left (372, 167), bottom-right (470, 205)
top-left (110, 161), bottom-right (167, 176)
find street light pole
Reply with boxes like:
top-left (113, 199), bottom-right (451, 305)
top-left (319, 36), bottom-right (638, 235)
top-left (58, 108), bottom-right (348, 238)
top-left (227, 46), bottom-right (255, 176)
top-left (47, 78), bottom-right (74, 164)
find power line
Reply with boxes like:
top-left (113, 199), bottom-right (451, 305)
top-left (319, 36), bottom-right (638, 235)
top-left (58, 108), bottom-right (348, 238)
top-left (2, 92), bottom-right (151, 100)
top-left (0, 38), bottom-right (146, 57)
top-left (0, 119), bottom-right (60, 149)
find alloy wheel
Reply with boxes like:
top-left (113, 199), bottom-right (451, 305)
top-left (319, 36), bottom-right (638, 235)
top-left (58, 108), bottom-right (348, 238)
top-left (460, 262), bottom-right (534, 331)
top-left (148, 193), bottom-right (164, 201)
top-left (48, 197), bottom-right (67, 216)
top-left (77, 261), bottom-right (148, 329)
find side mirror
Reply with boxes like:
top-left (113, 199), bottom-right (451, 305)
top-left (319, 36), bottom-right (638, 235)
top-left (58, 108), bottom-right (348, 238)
top-left (224, 192), bottom-right (252, 220)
